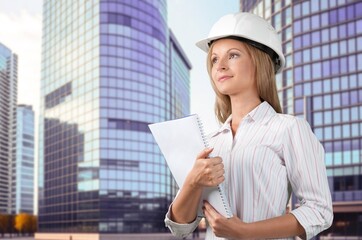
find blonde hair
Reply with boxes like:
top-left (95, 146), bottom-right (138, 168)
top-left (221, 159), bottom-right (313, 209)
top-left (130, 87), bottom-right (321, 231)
top-left (207, 40), bottom-right (282, 124)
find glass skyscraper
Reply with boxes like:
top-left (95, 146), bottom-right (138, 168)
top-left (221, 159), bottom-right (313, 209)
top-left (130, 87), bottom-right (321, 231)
top-left (12, 105), bottom-right (35, 214)
top-left (38, 0), bottom-right (190, 237)
top-left (241, 0), bottom-right (362, 237)
top-left (0, 42), bottom-right (17, 214)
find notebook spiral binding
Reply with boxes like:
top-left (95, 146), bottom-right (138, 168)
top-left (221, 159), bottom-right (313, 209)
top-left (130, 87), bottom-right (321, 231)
top-left (196, 115), bottom-right (233, 218)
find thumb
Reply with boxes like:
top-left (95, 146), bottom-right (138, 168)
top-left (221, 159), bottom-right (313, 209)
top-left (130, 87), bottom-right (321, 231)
top-left (196, 147), bottom-right (213, 159)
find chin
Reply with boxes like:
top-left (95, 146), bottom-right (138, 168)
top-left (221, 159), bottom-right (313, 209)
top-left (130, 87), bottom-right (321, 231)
top-left (218, 90), bottom-right (234, 96)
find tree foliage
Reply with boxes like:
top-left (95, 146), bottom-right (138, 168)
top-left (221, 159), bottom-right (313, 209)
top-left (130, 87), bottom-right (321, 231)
top-left (0, 213), bottom-right (8, 236)
top-left (0, 213), bottom-right (37, 236)
top-left (15, 213), bottom-right (35, 235)
top-left (30, 215), bottom-right (37, 233)
top-left (0, 213), bottom-right (13, 237)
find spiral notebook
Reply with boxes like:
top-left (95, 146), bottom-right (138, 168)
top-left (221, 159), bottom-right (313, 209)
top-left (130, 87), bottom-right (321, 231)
top-left (148, 114), bottom-right (233, 218)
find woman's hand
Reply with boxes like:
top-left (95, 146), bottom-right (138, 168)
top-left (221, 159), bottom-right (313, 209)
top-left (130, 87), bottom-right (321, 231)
top-left (203, 201), bottom-right (245, 239)
top-left (203, 201), bottom-right (306, 239)
top-left (169, 148), bottom-right (224, 224)
top-left (185, 148), bottom-right (225, 189)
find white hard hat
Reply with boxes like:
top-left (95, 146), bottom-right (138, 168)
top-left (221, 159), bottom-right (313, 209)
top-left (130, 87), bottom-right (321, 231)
top-left (196, 12), bottom-right (285, 73)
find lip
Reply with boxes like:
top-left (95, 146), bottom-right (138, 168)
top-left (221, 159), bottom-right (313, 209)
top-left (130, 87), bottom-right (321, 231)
top-left (218, 75), bottom-right (232, 82)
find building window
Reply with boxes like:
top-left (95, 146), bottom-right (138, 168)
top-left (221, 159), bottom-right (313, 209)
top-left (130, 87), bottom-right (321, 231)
top-left (285, 7), bottom-right (292, 25)
top-left (348, 39), bottom-right (356, 53)
top-left (321, 12), bottom-right (329, 27)
top-left (323, 60), bottom-right (331, 77)
top-left (324, 111), bottom-right (332, 124)
top-left (311, 46), bottom-right (320, 61)
top-left (107, 118), bottom-right (150, 132)
top-left (334, 125), bottom-right (342, 139)
top-left (294, 98), bottom-right (304, 114)
top-left (338, 7), bottom-right (347, 22)
top-left (303, 49), bottom-right (311, 63)
top-left (313, 96), bottom-right (322, 110)
top-left (339, 24), bottom-right (347, 39)
top-left (311, 1), bottom-right (319, 13)
top-left (311, 15), bottom-right (320, 29)
top-left (322, 44), bottom-right (330, 58)
top-left (311, 31), bottom-right (321, 45)
top-left (330, 9), bottom-right (338, 25)
top-left (333, 176), bottom-right (357, 191)
top-left (331, 59), bottom-right (340, 75)
top-left (45, 82), bottom-right (72, 109)
top-left (304, 64), bottom-right (311, 81)
top-left (302, 1), bottom-right (310, 16)
top-left (302, 33), bottom-right (311, 47)
top-left (312, 62), bottom-right (322, 79)
top-left (294, 66), bottom-right (302, 82)
top-left (304, 82), bottom-right (311, 96)
top-left (302, 17), bottom-right (310, 32)
top-left (294, 84), bottom-right (303, 97)
top-left (314, 128), bottom-right (323, 140)
top-left (313, 112), bottom-right (323, 126)
top-left (331, 26), bottom-right (338, 41)
top-left (321, 29), bottom-right (329, 43)
top-left (294, 51), bottom-right (302, 65)
top-left (333, 93), bottom-right (341, 108)
top-left (347, 22), bottom-right (355, 37)
top-left (333, 109), bottom-right (341, 123)
top-left (331, 42), bottom-right (339, 57)
top-left (293, 37), bottom-right (302, 50)
top-left (324, 95), bottom-right (332, 108)
top-left (313, 80), bottom-right (322, 94)
top-left (293, 3), bottom-right (301, 19)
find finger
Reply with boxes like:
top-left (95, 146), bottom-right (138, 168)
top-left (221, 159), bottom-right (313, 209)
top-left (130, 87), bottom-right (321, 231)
top-left (203, 202), bottom-right (214, 222)
top-left (212, 162), bottom-right (224, 172)
top-left (209, 157), bottom-right (223, 166)
top-left (204, 201), bottom-right (223, 224)
top-left (196, 147), bottom-right (214, 159)
top-left (210, 168), bottom-right (224, 180)
top-left (214, 174), bottom-right (225, 184)
top-left (203, 201), bottom-right (219, 217)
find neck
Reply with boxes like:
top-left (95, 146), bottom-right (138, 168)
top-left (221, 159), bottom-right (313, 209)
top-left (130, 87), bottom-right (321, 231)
top-left (229, 94), bottom-right (261, 135)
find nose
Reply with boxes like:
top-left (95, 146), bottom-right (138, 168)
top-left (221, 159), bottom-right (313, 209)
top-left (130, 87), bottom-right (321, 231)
top-left (216, 56), bottom-right (228, 71)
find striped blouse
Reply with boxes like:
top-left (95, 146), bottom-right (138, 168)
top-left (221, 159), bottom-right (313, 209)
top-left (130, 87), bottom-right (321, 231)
top-left (164, 101), bottom-right (333, 240)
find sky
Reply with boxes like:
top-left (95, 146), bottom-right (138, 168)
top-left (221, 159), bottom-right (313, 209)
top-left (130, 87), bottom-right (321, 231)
top-left (168, 1), bottom-right (240, 132)
top-left (0, 0), bottom-right (239, 135)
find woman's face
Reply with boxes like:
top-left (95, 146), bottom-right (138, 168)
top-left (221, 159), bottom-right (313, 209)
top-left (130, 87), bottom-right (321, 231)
top-left (210, 38), bottom-right (256, 98)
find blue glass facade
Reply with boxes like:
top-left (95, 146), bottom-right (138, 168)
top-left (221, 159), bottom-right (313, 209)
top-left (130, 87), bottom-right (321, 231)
top-left (13, 105), bottom-right (34, 214)
top-left (241, 0), bottom-right (362, 237)
top-left (39, 0), bottom-right (190, 234)
top-left (0, 42), bottom-right (17, 214)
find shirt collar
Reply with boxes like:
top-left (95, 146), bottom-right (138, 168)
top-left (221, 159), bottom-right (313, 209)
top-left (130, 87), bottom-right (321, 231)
top-left (211, 101), bottom-right (277, 137)
top-left (249, 101), bottom-right (276, 124)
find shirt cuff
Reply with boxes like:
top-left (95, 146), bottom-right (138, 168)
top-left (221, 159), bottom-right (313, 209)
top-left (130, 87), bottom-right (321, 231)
top-left (164, 206), bottom-right (201, 239)
top-left (290, 206), bottom-right (327, 240)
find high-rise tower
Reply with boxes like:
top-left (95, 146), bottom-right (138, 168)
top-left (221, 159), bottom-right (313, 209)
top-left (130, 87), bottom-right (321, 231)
top-left (0, 42), bottom-right (17, 214)
top-left (240, 0), bottom-right (362, 237)
top-left (12, 104), bottom-right (34, 214)
top-left (37, 0), bottom-right (191, 238)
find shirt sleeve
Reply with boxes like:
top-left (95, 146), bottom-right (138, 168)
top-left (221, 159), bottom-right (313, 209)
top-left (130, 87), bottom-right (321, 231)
top-left (282, 117), bottom-right (333, 240)
top-left (164, 204), bottom-right (202, 238)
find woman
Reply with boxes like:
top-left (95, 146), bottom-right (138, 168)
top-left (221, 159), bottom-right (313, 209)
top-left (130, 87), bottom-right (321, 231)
top-left (165, 12), bottom-right (333, 239)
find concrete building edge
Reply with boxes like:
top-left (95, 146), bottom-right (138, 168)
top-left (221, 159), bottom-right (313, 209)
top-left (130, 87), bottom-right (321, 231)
top-left (35, 232), bottom-right (179, 240)
top-left (35, 233), bottom-right (100, 240)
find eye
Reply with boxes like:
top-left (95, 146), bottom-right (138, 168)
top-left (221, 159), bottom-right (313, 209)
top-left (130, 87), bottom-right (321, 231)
top-left (211, 56), bottom-right (218, 64)
top-left (229, 53), bottom-right (239, 59)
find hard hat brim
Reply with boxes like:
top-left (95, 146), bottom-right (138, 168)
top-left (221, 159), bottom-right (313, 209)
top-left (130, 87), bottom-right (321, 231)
top-left (196, 34), bottom-right (285, 74)
top-left (195, 34), bottom-right (232, 53)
